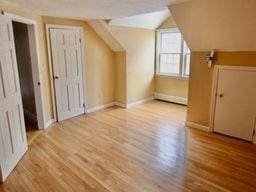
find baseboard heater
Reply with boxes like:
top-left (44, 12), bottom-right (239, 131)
top-left (154, 93), bottom-right (188, 105)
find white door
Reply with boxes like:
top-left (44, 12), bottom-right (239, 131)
top-left (49, 28), bottom-right (84, 121)
top-left (213, 69), bottom-right (256, 141)
top-left (0, 15), bottom-right (28, 182)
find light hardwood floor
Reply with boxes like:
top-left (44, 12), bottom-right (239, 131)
top-left (1, 100), bottom-right (256, 192)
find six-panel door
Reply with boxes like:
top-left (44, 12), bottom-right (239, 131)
top-left (0, 15), bottom-right (28, 182)
top-left (49, 28), bottom-right (84, 121)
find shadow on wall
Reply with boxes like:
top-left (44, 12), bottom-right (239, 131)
top-left (109, 26), bottom-right (155, 104)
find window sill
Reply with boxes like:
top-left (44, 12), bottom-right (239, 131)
top-left (155, 73), bottom-right (189, 80)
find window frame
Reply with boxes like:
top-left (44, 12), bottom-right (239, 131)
top-left (156, 28), bottom-right (190, 79)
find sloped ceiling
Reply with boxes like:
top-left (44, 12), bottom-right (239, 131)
top-left (170, 0), bottom-right (256, 51)
top-left (87, 20), bottom-right (124, 52)
top-left (6, 0), bottom-right (189, 19)
top-left (109, 9), bottom-right (170, 29)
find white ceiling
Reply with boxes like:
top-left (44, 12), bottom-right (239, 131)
top-left (109, 9), bottom-right (170, 29)
top-left (7, 0), bottom-right (189, 19)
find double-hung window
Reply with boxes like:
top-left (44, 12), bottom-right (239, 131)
top-left (156, 28), bottom-right (190, 77)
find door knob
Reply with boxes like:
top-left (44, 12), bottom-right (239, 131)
top-left (219, 93), bottom-right (223, 98)
top-left (54, 75), bottom-right (60, 79)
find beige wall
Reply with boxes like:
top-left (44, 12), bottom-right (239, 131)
top-left (158, 16), bottom-right (176, 29)
top-left (170, 0), bottom-right (256, 126)
top-left (114, 52), bottom-right (126, 104)
top-left (1, 1), bottom-right (116, 124)
top-left (155, 76), bottom-right (188, 98)
top-left (110, 26), bottom-right (155, 104)
top-left (155, 16), bottom-right (189, 100)
top-left (170, 0), bottom-right (256, 52)
top-left (188, 52), bottom-right (256, 126)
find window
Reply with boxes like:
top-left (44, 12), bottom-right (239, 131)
top-left (156, 28), bottom-right (190, 77)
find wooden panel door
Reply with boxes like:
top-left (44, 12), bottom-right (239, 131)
top-left (49, 28), bottom-right (84, 121)
top-left (213, 69), bottom-right (256, 141)
top-left (0, 15), bottom-right (28, 182)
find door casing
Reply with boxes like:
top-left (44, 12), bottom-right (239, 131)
top-left (3, 12), bottom-right (46, 129)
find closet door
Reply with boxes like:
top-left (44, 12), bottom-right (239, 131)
top-left (49, 27), bottom-right (84, 121)
top-left (213, 68), bottom-right (256, 141)
top-left (0, 15), bottom-right (27, 182)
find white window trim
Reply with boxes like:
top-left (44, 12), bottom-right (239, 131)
top-left (182, 52), bottom-right (191, 78)
top-left (156, 28), bottom-right (190, 78)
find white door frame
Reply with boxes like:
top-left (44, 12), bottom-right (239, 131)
top-left (3, 12), bottom-right (46, 129)
top-left (45, 24), bottom-right (87, 122)
top-left (210, 65), bottom-right (256, 144)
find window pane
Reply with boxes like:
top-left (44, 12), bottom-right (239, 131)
top-left (159, 53), bottom-right (180, 75)
top-left (161, 32), bottom-right (182, 53)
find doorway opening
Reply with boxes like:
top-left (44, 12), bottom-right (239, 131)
top-left (12, 21), bottom-right (42, 142)
top-left (0, 12), bottom-right (45, 182)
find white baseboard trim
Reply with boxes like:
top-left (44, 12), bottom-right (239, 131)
top-left (44, 119), bottom-right (55, 129)
top-left (23, 108), bottom-right (37, 121)
top-left (114, 102), bottom-right (127, 108)
top-left (79, 98), bottom-right (152, 115)
top-left (253, 136), bottom-right (256, 144)
top-left (86, 102), bottom-right (116, 113)
top-left (185, 121), bottom-right (210, 132)
top-left (126, 97), bottom-right (153, 109)
top-left (154, 93), bottom-right (187, 105)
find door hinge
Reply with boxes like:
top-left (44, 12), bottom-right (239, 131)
top-left (79, 38), bottom-right (82, 43)
top-left (83, 103), bottom-right (86, 108)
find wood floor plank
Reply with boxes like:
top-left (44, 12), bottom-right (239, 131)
top-left (1, 100), bottom-right (256, 192)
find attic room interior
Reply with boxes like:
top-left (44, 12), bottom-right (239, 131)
top-left (0, 0), bottom-right (256, 191)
